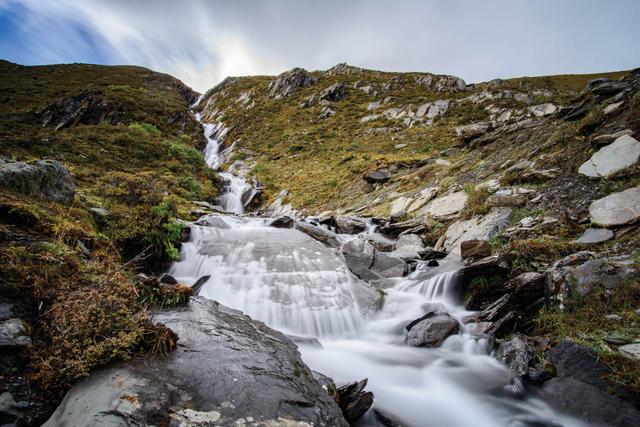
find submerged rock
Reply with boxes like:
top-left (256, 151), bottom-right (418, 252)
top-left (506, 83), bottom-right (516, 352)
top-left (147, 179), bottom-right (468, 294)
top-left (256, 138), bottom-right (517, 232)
top-left (336, 379), bottom-right (374, 423)
top-left (405, 312), bottom-right (459, 347)
top-left (44, 298), bottom-right (348, 427)
top-left (341, 239), bottom-right (406, 281)
top-left (0, 159), bottom-right (75, 204)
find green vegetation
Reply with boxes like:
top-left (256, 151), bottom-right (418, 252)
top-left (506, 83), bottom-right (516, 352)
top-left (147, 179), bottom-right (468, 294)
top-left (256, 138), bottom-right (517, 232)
top-left (197, 65), bottom-right (631, 212)
top-left (0, 61), bottom-right (220, 403)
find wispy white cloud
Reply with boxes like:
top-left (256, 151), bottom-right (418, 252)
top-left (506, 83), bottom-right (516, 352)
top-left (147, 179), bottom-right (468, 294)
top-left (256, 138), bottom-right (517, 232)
top-left (1, 0), bottom-right (639, 92)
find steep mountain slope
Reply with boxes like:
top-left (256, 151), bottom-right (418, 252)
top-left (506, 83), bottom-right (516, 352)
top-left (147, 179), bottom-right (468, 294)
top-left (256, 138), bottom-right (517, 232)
top-left (196, 63), bottom-right (640, 400)
top-left (195, 63), bottom-right (634, 215)
top-left (0, 61), bottom-right (220, 424)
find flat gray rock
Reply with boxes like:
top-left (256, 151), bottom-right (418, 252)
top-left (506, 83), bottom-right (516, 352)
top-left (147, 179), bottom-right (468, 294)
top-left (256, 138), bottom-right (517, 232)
top-left (444, 208), bottom-right (513, 255)
top-left (579, 135), bottom-right (640, 178)
top-left (619, 343), bottom-right (640, 361)
top-left (44, 298), bottom-right (347, 427)
top-left (422, 191), bottom-right (468, 220)
top-left (589, 187), bottom-right (640, 227)
top-left (576, 228), bottom-right (614, 244)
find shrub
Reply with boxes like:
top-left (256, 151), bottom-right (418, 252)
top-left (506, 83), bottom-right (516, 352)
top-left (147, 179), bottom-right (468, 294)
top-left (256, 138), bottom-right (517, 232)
top-left (161, 139), bottom-right (206, 169)
top-left (464, 183), bottom-right (490, 216)
top-left (128, 122), bottom-right (161, 135)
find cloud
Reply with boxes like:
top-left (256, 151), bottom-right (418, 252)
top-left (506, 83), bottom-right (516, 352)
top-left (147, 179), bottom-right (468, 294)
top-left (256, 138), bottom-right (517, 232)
top-left (1, 0), bottom-right (639, 92)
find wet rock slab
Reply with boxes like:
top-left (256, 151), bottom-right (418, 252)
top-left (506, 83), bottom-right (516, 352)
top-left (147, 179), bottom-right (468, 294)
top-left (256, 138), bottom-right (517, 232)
top-left (44, 298), bottom-right (347, 426)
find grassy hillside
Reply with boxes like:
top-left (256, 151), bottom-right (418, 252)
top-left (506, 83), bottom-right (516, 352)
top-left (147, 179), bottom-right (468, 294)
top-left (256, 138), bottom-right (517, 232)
top-left (196, 64), bottom-right (631, 213)
top-left (0, 61), bottom-right (220, 424)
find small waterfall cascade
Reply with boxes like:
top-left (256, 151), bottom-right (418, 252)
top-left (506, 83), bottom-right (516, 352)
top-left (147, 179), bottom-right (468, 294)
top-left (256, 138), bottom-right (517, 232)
top-left (170, 216), bottom-right (368, 337)
top-left (169, 110), bottom-right (588, 427)
top-left (195, 111), bottom-right (251, 214)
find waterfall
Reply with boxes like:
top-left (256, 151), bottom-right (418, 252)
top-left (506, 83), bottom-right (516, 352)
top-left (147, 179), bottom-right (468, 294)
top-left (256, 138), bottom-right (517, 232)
top-left (170, 217), bottom-right (368, 337)
top-left (171, 111), bottom-right (588, 427)
top-left (195, 112), bottom-right (251, 214)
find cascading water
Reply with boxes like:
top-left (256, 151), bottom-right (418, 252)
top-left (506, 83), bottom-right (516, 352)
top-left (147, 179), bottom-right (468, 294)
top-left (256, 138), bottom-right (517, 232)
top-left (171, 112), bottom-right (589, 427)
top-left (196, 112), bottom-right (251, 214)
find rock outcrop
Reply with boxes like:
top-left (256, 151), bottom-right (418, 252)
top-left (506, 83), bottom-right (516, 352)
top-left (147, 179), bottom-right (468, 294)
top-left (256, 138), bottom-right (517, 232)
top-left (44, 298), bottom-right (348, 427)
top-left (269, 68), bottom-right (315, 99)
top-left (405, 312), bottom-right (459, 347)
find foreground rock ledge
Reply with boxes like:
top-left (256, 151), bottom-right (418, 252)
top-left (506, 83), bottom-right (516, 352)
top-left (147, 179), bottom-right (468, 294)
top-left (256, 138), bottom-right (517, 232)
top-left (44, 298), bottom-right (347, 427)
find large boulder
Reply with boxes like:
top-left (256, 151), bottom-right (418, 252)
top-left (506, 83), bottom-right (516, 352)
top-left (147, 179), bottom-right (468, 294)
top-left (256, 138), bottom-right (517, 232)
top-left (388, 234), bottom-right (425, 260)
top-left (589, 187), bottom-right (640, 227)
top-left (575, 228), bottom-right (614, 244)
top-left (44, 298), bottom-right (347, 427)
top-left (443, 208), bottom-right (513, 255)
top-left (495, 334), bottom-right (533, 378)
top-left (565, 259), bottom-right (636, 297)
top-left (405, 312), bottom-right (459, 347)
top-left (341, 239), bottom-right (406, 281)
top-left (335, 215), bottom-right (367, 234)
top-left (578, 135), bottom-right (640, 178)
top-left (0, 159), bottom-right (75, 204)
top-left (542, 378), bottom-right (640, 427)
top-left (528, 103), bottom-right (557, 117)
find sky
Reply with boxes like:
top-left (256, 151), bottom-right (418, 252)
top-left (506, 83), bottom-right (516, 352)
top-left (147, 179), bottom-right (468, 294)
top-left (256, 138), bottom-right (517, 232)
top-left (0, 0), bottom-right (638, 93)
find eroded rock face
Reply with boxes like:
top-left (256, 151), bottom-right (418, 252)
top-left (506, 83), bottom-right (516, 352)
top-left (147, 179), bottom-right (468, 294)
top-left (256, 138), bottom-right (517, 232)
top-left (589, 187), bottom-right (640, 227)
top-left (578, 135), bottom-right (640, 178)
top-left (40, 91), bottom-right (121, 130)
top-left (44, 298), bottom-right (348, 427)
top-left (0, 159), bottom-right (75, 204)
top-left (269, 68), bottom-right (315, 99)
